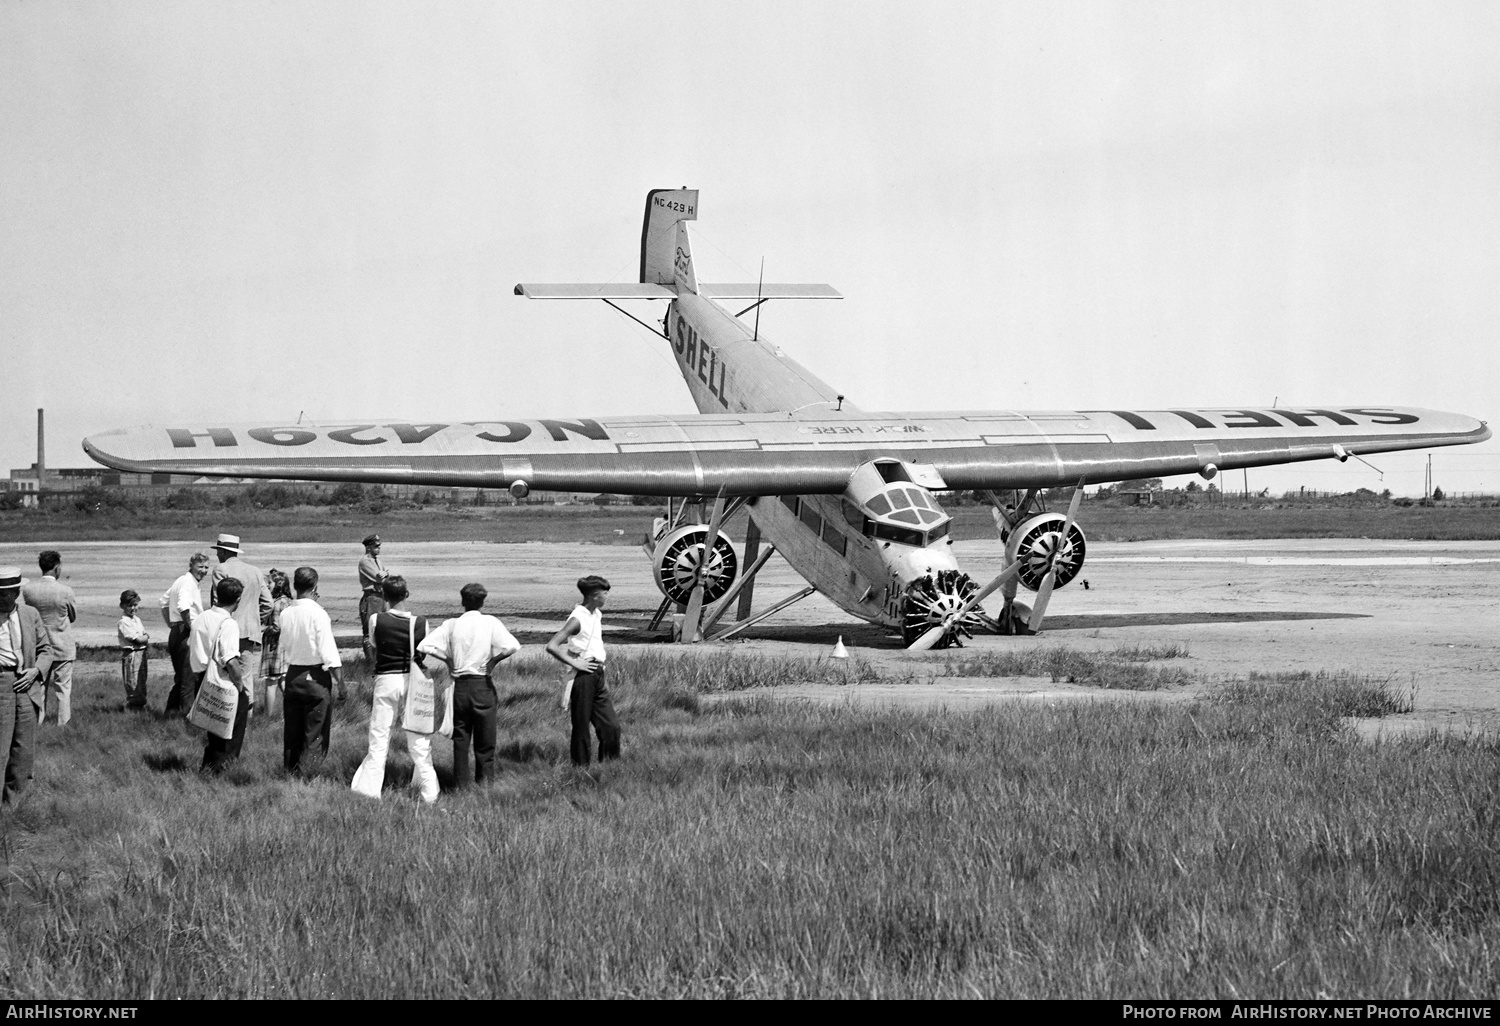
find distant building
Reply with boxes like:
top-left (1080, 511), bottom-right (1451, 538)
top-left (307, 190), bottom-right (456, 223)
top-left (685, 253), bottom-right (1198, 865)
top-left (0, 476), bottom-right (39, 507)
top-left (1110, 478), bottom-right (1163, 506)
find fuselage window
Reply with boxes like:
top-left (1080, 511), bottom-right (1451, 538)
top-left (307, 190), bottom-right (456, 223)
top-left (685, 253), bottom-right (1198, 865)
top-left (842, 500), bottom-right (865, 529)
top-left (780, 494), bottom-right (800, 515)
top-left (800, 503), bottom-right (823, 535)
top-left (866, 494), bottom-right (891, 516)
top-left (821, 522), bottom-right (847, 556)
top-left (927, 521), bottom-right (950, 543)
top-left (889, 489), bottom-right (912, 511)
top-left (908, 488), bottom-right (931, 510)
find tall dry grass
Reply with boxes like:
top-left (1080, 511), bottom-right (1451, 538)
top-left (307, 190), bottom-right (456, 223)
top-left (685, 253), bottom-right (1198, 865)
top-left (1, 649), bottom-right (1496, 998)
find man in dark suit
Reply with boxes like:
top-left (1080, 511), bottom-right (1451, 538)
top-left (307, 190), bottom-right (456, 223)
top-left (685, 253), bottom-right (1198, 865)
top-left (0, 565), bottom-right (58, 806)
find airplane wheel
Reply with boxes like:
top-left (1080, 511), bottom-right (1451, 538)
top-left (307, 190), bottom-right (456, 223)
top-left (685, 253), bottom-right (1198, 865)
top-left (900, 569), bottom-right (981, 648)
top-left (652, 524), bottom-right (739, 605)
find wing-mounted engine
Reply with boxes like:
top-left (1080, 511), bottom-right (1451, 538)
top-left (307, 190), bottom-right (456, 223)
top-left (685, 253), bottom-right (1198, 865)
top-left (1004, 513), bottom-right (1087, 592)
top-left (650, 523), bottom-right (739, 605)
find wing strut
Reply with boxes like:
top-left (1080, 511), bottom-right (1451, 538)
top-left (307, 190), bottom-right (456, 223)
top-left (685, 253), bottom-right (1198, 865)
top-left (602, 299), bottom-right (667, 337)
top-left (711, 586), bottom-right (817, 642)
top-left (699, 540), bottom-right (777, 638)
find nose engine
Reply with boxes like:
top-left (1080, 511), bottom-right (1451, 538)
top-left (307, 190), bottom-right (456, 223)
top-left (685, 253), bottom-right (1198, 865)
top-left (1005, 513), bottom-right (1087, 591)
top-left (899, 569), bottom-right (984, 648)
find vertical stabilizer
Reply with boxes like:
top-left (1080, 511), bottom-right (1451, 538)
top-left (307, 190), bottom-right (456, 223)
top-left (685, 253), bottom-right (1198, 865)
top-left (640, 188), bottom-right (699, 294)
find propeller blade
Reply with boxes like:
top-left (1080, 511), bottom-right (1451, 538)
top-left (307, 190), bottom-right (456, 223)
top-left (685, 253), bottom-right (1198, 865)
top-left (965, 557), bottom-right (1024, 613)
top-left (681, 578), bottom-right (707, 644)
top-left (1062, 478), bottom-right (1084, 535)
top-left (681, 491), bottom-right (727, 644)
top-left (1027, 569), bottom-right (1057, 632)
top-left (907, 622), bottom-right (950, 652)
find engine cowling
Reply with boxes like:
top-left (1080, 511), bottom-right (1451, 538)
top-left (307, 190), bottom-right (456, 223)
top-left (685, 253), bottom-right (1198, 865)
top-left (1004, 513), bottom-right (1087, 592)
top-left (651, 524), bottom-right (739, 605)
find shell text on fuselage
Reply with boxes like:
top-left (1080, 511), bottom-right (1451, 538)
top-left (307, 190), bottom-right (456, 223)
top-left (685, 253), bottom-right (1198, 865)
top-left (673, 315), bottom-right (731, 408)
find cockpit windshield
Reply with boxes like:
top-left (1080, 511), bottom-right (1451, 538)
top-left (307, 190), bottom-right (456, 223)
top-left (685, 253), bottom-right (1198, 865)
top-left (843, 485), bottom-right (952, 547)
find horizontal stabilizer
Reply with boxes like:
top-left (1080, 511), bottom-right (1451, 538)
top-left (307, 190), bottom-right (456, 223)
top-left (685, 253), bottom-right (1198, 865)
top-left (513, 282), bottom-right (841, 300)
top-left (698, 284), bottom-right (841, 300)
top-left (513, 283), bottom-right (676, 299)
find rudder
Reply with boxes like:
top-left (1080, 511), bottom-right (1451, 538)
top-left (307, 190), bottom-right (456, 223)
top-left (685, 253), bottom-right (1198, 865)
top-left (640, 188), bottom-right (698, 293)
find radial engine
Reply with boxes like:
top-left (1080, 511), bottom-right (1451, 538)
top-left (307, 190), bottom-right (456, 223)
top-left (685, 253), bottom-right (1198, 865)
top-left (646, 521), bottom-right (740, 606)
top-left (1002, 511), bottom-right (1087, 591)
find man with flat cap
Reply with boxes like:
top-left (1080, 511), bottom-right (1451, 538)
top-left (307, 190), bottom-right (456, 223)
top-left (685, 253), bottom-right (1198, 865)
top-left (0, 566), bottom-right (58, 806)
top-left (210, 534), bottom-right (273, 662)
top-left (357, 534), bottom-right (387, 646)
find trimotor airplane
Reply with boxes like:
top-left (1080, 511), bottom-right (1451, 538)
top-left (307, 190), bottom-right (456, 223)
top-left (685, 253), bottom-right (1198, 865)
top-left (85, 189), bottom-right (1491, 649)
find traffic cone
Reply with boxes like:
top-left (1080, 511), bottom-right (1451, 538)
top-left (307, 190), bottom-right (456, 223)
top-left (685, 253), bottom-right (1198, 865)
top-left (831, 636), bottom-right (848, 659)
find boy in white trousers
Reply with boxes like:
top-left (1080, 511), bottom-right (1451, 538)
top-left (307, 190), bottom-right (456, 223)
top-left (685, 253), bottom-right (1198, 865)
top-left (116, 590), bottom-right (150, 711)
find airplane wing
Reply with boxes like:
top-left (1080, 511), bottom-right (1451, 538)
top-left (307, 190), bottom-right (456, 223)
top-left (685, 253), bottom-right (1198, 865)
top-left (83, 407), bottom-right (1489, 496)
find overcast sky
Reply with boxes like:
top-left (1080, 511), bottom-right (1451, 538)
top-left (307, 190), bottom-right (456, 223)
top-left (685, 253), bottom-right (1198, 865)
top-left (3, 0), bottom-right (1496, 496)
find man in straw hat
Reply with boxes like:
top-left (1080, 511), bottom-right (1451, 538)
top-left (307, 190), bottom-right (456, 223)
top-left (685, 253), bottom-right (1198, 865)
top-left (357, 534), bottom-right (386, 646)
top-left (210, 534), bottom-right (273, 663)
top-left (0, 566), bottom-right (59, 806)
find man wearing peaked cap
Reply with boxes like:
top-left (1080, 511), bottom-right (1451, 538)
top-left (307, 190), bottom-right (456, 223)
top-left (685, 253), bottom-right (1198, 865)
top-left (0, 566), bottom-right (59, 806)
top-left (210, 534), bottom-right (273, 662)
top-left (357, 534), bottom-right (387, 645)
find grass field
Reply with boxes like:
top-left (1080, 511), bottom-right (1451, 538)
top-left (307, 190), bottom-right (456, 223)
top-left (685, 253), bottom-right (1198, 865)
top-left (3, 498), bottom-right (1499, 544)
top-left (2, 648), bottom-right (1496, 998)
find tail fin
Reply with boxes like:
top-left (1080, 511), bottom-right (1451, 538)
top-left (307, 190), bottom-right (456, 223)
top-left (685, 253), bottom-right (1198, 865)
top-left (640, 188), bottom-right (699, 294)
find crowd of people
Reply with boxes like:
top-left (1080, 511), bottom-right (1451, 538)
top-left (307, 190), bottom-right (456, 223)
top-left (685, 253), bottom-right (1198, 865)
top-left (0, 534), bottom-right (620, 809)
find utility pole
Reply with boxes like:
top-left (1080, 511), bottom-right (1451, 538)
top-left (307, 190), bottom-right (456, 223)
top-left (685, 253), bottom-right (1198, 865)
top-left (1243, 467), bottom-right (1249, 502)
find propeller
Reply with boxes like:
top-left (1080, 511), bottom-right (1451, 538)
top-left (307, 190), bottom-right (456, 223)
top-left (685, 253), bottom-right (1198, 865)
top-left (680, 489), bottom-right (727, 643)
top-left (1026, 479), bottom-right (1085, 633)
top-left (907, 556), bottom-right (1025, 651)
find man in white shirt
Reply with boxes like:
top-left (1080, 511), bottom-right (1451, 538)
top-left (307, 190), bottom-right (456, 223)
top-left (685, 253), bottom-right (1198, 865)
top-left (546, 575), bottom-right (621, 767)
top-left (277, 566), bottom-right (345, 777)
top-left (188, 576), bottom-right (241, 710)
top-left (419, 583), bottom-right (520, 788)
top-left (189, 578), bottom-right (248, 774)
top-left (160, 552), bottom-right (209, 715)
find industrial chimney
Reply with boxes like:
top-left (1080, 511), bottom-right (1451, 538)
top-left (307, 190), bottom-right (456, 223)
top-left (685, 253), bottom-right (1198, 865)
top-left (36, 408), bottom-right (45, 487)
